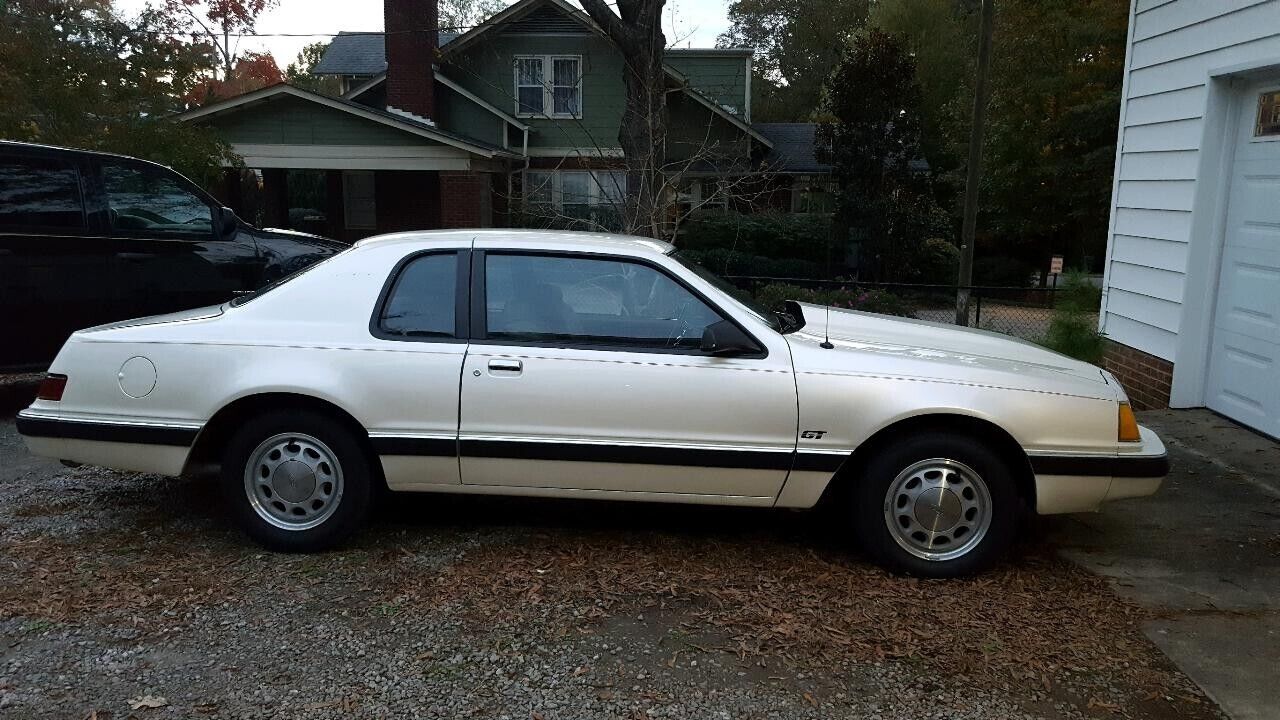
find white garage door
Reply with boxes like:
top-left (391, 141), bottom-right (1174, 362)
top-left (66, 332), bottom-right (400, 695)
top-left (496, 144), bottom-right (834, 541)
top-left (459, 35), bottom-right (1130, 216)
top-left (1206, 80), bottom-right (1280, 438)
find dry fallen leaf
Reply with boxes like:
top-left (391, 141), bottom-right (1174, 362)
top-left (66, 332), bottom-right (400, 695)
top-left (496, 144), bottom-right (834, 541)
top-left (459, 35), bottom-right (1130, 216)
top-left (127, 695), bottom-right (168, 710)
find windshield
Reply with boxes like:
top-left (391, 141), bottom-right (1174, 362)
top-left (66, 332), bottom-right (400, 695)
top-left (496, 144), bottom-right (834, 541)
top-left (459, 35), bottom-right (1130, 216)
top-left (669, 250), bottom-right (800, 333)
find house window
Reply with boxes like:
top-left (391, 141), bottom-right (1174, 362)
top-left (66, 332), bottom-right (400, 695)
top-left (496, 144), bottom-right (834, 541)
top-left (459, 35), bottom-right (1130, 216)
top-left (522, 170), bottom-right (625, 227)
top-left (514, 55), bottom-right (581, 118)
top-left (1256, 90), bottom-right (1280, 137)
top-left (791, 177), bottom-right (836, 214)
top-left (676, 179), bottom-right (730, 217)
top-left (343, 171), bottom-right (376, 229)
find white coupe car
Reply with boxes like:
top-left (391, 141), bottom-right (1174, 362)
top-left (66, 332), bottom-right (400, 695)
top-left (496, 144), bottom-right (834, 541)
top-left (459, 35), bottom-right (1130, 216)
top-left (17, 230), bottom-right (1167, 576)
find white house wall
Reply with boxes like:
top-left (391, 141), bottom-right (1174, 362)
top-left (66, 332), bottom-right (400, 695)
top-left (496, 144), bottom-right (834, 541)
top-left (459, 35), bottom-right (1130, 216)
top-left (1101, 0), bottom-right (1280, 360)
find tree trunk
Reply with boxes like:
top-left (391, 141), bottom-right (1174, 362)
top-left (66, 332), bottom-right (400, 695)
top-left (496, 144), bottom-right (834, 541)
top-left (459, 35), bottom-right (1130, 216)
top-left (578, 0), bottom-right (667, 237)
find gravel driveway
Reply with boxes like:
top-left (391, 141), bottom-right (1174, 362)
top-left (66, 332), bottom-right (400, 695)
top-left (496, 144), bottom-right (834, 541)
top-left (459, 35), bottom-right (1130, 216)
top-left (0, 419), bottom-right (1220, 720)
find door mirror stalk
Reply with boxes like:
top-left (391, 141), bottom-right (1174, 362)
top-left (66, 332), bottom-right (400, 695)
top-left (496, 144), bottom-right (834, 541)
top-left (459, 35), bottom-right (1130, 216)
top-left (700, 320), bottom-right (759, 356)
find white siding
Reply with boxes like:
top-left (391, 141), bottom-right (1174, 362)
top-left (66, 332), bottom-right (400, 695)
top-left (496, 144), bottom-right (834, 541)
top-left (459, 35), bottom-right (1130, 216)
top-left (1101, 0), bottom-right (1280, 360)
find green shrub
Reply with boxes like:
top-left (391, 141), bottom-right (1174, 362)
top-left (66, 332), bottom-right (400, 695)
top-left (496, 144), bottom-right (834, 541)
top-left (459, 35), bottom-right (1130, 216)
top-left (754, 282), bottom-right (915, 318)
top-left (1043, 270), bottom-right (1105, 363)
top-left (918, 237), bottom-right (960, 285)
top-left (678, 248), bottom-right (824, 279)
top-left (679, 212), bottom-right (835, 266)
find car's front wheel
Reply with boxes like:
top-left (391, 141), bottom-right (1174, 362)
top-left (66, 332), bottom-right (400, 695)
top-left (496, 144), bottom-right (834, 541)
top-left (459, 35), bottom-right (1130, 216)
top-left (221, 410), bottom-right (372, 552)
top-left (852, 433), bottom-right (1019, 577)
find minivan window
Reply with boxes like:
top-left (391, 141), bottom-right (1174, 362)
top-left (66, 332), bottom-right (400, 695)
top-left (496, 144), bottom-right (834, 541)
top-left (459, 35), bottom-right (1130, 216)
top-left (0, 158), bottom-right (85, 230)
top-left (102, 162), bottom-right (212, 237)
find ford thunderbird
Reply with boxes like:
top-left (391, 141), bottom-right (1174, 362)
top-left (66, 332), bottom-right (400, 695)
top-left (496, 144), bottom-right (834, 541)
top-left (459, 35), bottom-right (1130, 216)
top-left (16, 230), bottom-right (1168, 576)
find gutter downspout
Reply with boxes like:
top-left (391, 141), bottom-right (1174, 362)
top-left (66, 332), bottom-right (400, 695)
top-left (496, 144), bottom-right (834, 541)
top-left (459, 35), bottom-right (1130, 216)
top-left (506, 125), bottom-right (531, 216)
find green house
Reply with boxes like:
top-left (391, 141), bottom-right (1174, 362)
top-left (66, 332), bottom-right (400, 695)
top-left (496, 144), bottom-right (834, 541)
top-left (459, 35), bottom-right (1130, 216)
top-left (177, 0), bottom-right (832, 241)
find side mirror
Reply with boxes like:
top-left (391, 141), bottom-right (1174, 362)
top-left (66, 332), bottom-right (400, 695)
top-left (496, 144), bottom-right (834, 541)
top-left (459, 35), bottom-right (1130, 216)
top-left (216, 206), bottom-right (239, 236)
top-left (700, 320), bottom-right (759, 356)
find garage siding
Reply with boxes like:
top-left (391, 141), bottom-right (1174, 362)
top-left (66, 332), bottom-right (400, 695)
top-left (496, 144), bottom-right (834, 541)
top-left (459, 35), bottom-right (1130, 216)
top-left (1101, 0), bottom-right (1280, 360)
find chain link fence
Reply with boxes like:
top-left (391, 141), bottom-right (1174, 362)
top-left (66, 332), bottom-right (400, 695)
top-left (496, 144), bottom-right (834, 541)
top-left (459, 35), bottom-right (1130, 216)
top-left (725, 277), bottom-right (1093, 343)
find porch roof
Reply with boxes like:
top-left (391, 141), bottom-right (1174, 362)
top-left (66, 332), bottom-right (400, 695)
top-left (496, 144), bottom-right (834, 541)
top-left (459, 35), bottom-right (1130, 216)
top-left (176, 84), bottom-right (521, 169)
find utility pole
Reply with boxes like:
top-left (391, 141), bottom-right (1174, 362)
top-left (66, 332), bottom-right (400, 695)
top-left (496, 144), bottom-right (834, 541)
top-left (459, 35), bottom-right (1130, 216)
top-left (955, 0), bottom-right (995, 326)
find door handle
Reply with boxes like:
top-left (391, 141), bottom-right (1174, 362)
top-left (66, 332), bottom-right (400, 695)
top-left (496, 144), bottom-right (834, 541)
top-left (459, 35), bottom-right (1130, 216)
top-left (487, 359), bottom-right (523, 373)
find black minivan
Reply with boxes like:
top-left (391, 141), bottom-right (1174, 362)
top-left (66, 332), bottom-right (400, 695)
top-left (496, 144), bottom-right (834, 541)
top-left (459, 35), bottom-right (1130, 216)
top-left (0, 141), bottom-right (346, 367)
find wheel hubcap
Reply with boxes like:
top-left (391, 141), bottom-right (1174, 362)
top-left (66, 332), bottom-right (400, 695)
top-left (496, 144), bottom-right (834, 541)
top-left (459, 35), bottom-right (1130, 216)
top-left (244, 433), bottom-right (344, 531)
top-left (883, 458), bottom-right (991, 562)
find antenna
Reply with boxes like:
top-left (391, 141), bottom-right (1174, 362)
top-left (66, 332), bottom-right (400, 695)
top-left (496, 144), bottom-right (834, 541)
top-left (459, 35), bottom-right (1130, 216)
top-left (820, 305), bottom-right (834, 349)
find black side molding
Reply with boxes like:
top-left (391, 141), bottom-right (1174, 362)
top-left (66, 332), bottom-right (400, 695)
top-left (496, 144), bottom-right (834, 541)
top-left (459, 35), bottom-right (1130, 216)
top-left (1029, 453), bottom-right (1169, 478)
top-left (369, 437), bottom-right (456, 456)
top-left (459, 439), bottom-right (796, 470)
top-left (16, 416), bottom-right (199, 447)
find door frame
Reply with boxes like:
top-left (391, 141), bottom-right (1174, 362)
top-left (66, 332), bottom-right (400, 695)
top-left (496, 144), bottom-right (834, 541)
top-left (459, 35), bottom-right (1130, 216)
top-left (1171, 59), bottom-right (1280, 408)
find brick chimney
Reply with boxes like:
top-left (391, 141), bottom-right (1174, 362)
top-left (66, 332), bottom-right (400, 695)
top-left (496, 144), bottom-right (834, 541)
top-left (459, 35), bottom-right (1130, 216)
top-left (383, 0), bottom-right (437, 122)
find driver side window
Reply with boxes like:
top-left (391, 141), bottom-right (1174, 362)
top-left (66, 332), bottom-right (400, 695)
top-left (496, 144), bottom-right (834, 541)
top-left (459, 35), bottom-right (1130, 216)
top-left (484, 254), bottom-right (724, 350)
top-left (102, 162), bottom-right (213, 239)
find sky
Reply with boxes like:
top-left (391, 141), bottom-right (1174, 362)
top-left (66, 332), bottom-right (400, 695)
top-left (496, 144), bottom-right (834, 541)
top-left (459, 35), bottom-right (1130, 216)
top-left (114, 0), bottom-right (734, 70)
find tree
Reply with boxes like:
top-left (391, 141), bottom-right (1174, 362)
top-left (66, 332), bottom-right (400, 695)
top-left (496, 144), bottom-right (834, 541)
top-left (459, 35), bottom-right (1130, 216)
top-left (441, 0), bottom-right (507, 30)
top-left (0, 0), bottom-right (236, 186)
top-left (718, 0), bottom-right (870, 122)
top-left (165, 0), bottom-right (279, 80)
top-left (817, 29), bottom-right (948, 282)
top-left (867, 0), bottom-right (970, 179)
top-left (186, 49), bottom-right (284, 104)
top-left (869, 0), bottom-right (1127, 272)
top-left (977, 0), bottom-right (1127, 270)
top-left (284, 41), bottom-right (340, 95)
top-left (577, 0), bottom-right (668, 238)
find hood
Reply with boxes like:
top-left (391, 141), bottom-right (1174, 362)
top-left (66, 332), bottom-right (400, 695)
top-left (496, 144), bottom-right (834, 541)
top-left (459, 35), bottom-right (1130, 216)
top-left (790, 303), bottom-right (1113, 395)
top-left (257, 227), bottom-right (348, 251)
top-left (75, 304), bottom-right (225, 335)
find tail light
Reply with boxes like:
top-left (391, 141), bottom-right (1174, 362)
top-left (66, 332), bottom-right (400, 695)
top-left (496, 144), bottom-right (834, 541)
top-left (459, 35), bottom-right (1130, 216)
top-left (1117, 402), bottom-right (1140, 443)
top-left (37, 374), bottom-right (67, 401)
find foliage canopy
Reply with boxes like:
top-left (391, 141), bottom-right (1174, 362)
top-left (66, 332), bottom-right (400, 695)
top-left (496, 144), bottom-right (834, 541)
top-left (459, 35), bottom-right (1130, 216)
top-left (0, 0), bottom-right (237, 186)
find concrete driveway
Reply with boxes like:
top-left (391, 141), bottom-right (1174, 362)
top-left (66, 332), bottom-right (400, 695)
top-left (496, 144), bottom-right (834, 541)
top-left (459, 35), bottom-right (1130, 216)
top-left (1048, 409), bottom-right (1280, 720)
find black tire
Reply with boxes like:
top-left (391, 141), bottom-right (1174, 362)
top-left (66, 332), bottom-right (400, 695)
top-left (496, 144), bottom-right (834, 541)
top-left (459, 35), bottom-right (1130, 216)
top-left (851, 432), bottom-right (1019, 578)
top-left (220, 410), bottom-right (372, 552)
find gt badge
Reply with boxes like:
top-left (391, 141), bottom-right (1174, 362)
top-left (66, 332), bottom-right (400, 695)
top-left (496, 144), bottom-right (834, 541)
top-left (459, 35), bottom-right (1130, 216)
top-left (800, 430), bottom-right (827, 439)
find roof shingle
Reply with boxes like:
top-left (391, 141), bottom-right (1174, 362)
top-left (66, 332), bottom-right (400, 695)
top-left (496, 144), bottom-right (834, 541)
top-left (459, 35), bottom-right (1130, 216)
top-left (752, 123), bottom-right (832, 173)
top-left (312, 31), bottom-right (460, 76)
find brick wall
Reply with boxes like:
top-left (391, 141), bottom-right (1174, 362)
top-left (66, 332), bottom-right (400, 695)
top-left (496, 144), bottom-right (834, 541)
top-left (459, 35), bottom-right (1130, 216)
top-left (1103, 340), bottom-right (1174, 410)
top-left (439, 171), bottom-right (490, 228)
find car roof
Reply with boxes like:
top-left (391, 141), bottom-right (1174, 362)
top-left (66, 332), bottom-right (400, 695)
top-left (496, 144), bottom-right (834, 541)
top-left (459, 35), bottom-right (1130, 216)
top-left (0, 140), bottom-right (180, 172)
top-left (353, 229), bottom-right (675, 256)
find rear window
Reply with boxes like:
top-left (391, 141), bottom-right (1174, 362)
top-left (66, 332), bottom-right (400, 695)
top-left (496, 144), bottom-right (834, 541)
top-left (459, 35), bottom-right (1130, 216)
top-left (0, 157), bottom-right (85, 230)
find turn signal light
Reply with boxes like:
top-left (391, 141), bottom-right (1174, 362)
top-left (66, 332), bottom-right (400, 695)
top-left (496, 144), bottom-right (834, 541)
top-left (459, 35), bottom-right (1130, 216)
top-left (36, 374), bottom-right (67, 401)
top-left (1118, 402), bottom-right (1140, 443)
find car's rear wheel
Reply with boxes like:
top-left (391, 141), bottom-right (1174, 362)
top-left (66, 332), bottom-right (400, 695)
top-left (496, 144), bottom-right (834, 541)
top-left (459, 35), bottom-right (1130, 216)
top-left (851, 433), bottom-right (1018, 577)
top-left (221, 410), bottom-right (371, 551)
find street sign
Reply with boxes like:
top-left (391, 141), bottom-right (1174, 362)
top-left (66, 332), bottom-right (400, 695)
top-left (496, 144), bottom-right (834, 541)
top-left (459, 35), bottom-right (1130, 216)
top-left (1050, 255), bottom-right (1064, 275)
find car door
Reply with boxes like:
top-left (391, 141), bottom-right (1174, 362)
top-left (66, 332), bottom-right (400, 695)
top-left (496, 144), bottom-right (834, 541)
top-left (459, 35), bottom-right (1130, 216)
top-left (92, 158), bottom-right (260, 319)
top-left (458, 248), bottom-right (798, 501)
top-left (0, 149), bottom-right (113, 367)
top-left (365, 248), bottom-right (470, 489)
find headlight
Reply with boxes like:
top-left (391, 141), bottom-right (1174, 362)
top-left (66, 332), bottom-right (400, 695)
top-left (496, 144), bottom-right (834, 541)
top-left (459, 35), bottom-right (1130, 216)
top-left (1118, 402), bottom-right (1141, 443)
